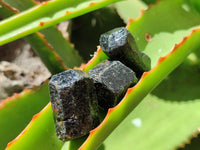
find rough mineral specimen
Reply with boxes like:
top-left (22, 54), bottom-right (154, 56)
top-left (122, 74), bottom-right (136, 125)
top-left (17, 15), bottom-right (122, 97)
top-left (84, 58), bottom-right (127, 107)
top-left (88, 60), bottom-right (138, 110)
top-left (99, 27), bottom-right (151, 77)
top-left (49, 69), bottom-right (99, 141)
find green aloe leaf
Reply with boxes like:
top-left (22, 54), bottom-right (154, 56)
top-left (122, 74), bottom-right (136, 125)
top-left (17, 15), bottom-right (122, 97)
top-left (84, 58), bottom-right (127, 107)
top-left (0, 0), bottom-right (82, 73)
top-left (13, 27), bottom-right (200, 150)
top-left (1, 0), bottom-right (36, 11)
top-left (102, 57), bottom-right (200, 150)
top-left (0, 82), bottom-right (50, 150)
top-left (81, 47), bottom-right (109, 73)
top-left (5, 103), bottom-right (64, 150)
top-left (114, 0), bottom-right (147, 23)
top-left (24, 32), bottom-right (67, 73)
top-left (79, 0), bottom-right (200, 149)
top-left (80, 27), bottom-right (200, 150)
top-left (0, 0), bottom-right (122, 46)
top-left (0, 1), bottom-right (66, 74)
top-left (39, 27), bottom-right (83, 68)
top-left (102, 58), bottom-right (200, 150)
top-left (0, 2), bottom-right (17, 18)
top-left (4, 0), bottom-right (200, 150)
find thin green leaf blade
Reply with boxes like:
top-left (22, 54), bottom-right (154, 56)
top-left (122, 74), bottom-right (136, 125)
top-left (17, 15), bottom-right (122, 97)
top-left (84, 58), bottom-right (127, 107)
top-left (3, 0), bottom-right (36, 11)
top-left (0, 0), bottom-right (122, 46)
top-left (79, 0), bottom-right (200, 149)
top-left (115, 0), bottom-right (147, 23)
top-left (81, 47), bottom-right (109, 73)
top-left (5, 1), bottom-right (200, 150)
top-left (0, 0), bottom-right (82, 72)
top-left (0, 83), bottom-right (50, 150)
top-left (80, 28), bottom-right (200, 150)
top-left (5, 103), bottom-right (64, 150)
top-left (104, 60), bottom-right (200, 150)
top-left (24, 32), bottom-right (67, 74)
top-left (40, 27), bottom-right (83, 68)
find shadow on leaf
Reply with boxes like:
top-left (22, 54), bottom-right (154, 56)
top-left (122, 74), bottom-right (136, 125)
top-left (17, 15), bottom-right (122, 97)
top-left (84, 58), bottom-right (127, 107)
top-left (151, 59), bottom-right (200, 101)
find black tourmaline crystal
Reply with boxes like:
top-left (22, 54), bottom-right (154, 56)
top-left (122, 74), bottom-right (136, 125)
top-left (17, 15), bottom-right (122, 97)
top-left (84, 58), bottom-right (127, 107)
top-left (88, 60), bottom-right (138, 110)
top-left (99, 27), bottom-right (151, 77)
top-left (49, 69), bottom-right (99, 141)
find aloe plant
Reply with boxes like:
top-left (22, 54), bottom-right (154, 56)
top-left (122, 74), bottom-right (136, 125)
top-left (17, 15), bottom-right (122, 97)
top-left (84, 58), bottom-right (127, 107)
top-left (1, 0), bottom-right (200, 150)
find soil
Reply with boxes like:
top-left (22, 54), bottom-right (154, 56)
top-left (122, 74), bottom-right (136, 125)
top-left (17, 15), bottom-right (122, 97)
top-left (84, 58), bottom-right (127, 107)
top-left (0, 39), bottom-right (51, 100)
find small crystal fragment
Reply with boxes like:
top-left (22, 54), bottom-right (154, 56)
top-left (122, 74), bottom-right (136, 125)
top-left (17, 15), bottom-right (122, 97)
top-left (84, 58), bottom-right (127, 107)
top-left (99, 27), bottom-right (151, 77)
top-left (88, 60), bottom-right (138, 110)
top-left (49, 69), bottom-right (99, 141)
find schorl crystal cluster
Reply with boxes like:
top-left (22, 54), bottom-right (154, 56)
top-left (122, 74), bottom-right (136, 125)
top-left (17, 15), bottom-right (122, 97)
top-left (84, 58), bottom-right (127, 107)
top-left (49, 27), bottom-right (151, 141)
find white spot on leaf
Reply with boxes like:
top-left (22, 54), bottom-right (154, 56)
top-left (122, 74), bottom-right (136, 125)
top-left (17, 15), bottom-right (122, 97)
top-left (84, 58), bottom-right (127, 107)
top-left (158, 49), bottom-right (162, 53)
top-left (182, 4), bottom-right (190, 12)
top-left (131, 118), bottom-right (142, 128)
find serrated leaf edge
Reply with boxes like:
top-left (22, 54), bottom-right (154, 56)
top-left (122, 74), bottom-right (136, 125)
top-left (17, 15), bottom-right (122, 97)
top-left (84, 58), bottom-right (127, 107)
top-left (5, 103), bottom-right (51, 149)
top-left (79, 27), bottom-right (200, 150)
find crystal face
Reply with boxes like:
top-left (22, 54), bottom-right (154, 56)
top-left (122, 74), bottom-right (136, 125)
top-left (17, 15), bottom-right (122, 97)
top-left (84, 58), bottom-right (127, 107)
top-left (49, 69), bottom-right (99, 141)
top-left (99, 27), bottom-right (151, 77)
top-left (88, 60), bottom-right (138, 110)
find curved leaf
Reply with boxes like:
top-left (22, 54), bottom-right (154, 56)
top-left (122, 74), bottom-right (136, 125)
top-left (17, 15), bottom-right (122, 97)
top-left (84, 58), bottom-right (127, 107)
top-left (0, 82), bottom-right (50, 150)
top-left (0, 0), bottom-right (122, 46)
top-left (79, 27), bottom-right (200, 150)
top-left (24, 32), bottom-right (67, 73)
top-left (114, 0), bottom-right (147, 23)
top-left (6, 1), bottom-right (200, 150)
top-left (40, 27), bottom-right (83, 68)
top-left (79, 0), bottom-right (200, 149)
top-left (103, 60), bottom-right (200, 150)
top-left (5, 103), bottom-right (64, 150)
top-left (81, 47), bottom-right (108, 72)
top-left (2, 0), bottom-right (37, 12)
top-left (0, 0), bottom-right (82, 73)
